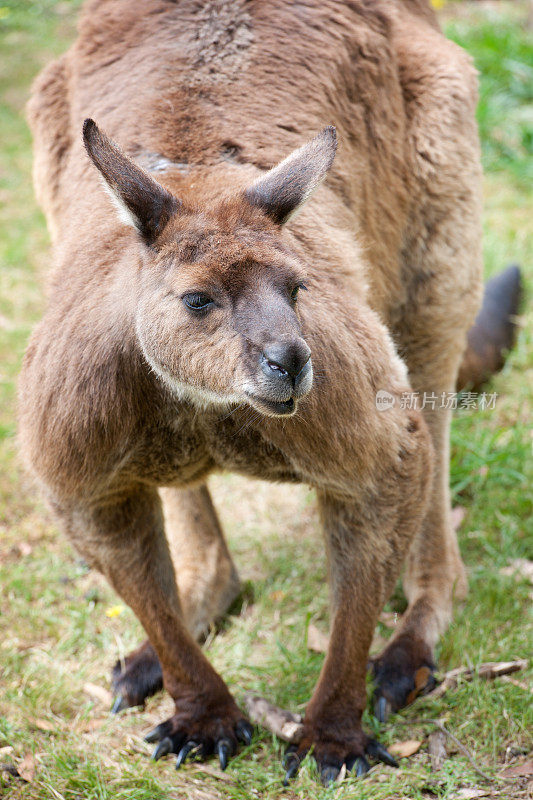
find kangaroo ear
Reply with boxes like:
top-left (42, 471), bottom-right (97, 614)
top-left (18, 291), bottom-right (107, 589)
top-left (244, 126), bottom-right (337, 225)
top-left (82, 119), bottom-right (179, 245)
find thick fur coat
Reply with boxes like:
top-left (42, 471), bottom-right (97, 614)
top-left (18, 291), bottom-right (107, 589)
top-left (19, 0), bottom-right (482, 781)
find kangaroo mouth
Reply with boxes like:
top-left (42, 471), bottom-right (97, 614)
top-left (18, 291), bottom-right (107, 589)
top-left (245, 392), bottom-right (296, 417)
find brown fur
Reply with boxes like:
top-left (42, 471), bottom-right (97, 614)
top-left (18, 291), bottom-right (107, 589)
top-left (20, 0), bottom-right (483, 776)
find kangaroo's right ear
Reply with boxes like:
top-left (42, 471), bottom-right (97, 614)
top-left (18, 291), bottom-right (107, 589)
top-left (82, 119), bottom-right (179, 246)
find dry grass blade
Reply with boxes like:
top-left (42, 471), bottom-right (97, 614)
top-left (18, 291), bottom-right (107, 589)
top-left (499, 675), bottom-right (532, 693)
top-left (189, 763), bottom-right (237, 783)
top-left (307, 622), bottom-right (329, 653)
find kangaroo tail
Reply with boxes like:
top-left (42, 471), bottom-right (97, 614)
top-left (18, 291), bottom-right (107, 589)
top-left (457, 264), bottom-right (522, 391)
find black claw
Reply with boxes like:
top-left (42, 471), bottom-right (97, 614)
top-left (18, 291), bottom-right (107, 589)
top-left (283, 756), bottom-right (300, 787)
top-left (354, 756), bottom-right (370, 777)
top-left (321, 765), bottom-right (340, 786)
top-left (345, 755), bottom-right (357, 772)
top-left (152, 737), bottom-right (172, 761)
top-left (374, 695), bottom-right (390, 723)
top-left (282, 745), bottom-right (298, 767)
top-left (235, 720), bottom-right (253, 746)
top-left (217, 739), bottom-right (231, 771)
top-left (175, 740), bottom-right (197, 770)
top-left (144, 723), bottom-right (167, 743)
top-left (346, 754), bottom-right (370, 776)
top-left (111, 694), bottom-right (127, 714)
top-left (367, 740), bottom-right (399, 768)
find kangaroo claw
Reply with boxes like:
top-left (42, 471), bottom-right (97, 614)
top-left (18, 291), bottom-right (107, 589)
top-left (374, 695), bottom-right (390, 723)
top-left (354, 755), bottom-right (370, 776)
top-left (144, 722), bottom-right (169, 743)
top-left (367, 739), bottom-right (399, 768)
top-left (235, 719), bottom-right (253, 746)
top-left (110, 694), bottom-right (128, 714)
top-left (282, 754), bottom-right (300, 785)
top-left (321, 765), bottom-right (340, 785)
top-left (152, 737), bottom-right (172, 761)
top-left (217, 738), bottom-right (232, 771)
top-left (175, 740), bottom-right (198, 770)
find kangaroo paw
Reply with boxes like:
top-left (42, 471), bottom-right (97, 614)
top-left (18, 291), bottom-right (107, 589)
top-left (145, 696), bottom-right (253, 772)
top-left (111, 639), bottom-right (163, 712)
top-left (371, 634), bottom-right (436, 722)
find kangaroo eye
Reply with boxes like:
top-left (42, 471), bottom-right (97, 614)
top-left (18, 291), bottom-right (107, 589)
top-left (182, 292), bottom-right (214, 311)
top-left (290, 283), bottom-right (307, 303)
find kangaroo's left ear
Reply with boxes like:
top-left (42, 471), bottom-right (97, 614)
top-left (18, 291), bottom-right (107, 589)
top-left (244, 126), bottom-right (337, 225)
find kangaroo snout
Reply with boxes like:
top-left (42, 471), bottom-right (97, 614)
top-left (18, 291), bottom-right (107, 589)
top-left (245, 337), bottom-right (313, 417)
top-left (261, 340), bottom-right (312, 392)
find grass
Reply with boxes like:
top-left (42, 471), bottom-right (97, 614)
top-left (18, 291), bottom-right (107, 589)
top-left (0, 1), bottom-right (531, 798)
top-left (444, 2), bottom-right (533, 190)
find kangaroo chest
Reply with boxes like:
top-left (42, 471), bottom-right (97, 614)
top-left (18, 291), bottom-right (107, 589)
top-left (136, 406), bottom-right (301, 489)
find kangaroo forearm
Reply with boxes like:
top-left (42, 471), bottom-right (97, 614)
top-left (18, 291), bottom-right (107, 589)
top-left (306, 604), bottom-right (376, 724)
top-left (67, 491), bottom-right (232, 703)
top-left (110, 572), bottom-right (230, 702)
top-left (308, 421), bottom-right (433, 723)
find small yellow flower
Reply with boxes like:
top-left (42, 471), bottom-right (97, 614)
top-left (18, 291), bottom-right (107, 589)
top-left (105, 604), bottom-right (124, 618)
top-left (431, 0), bottom-right (446, 8)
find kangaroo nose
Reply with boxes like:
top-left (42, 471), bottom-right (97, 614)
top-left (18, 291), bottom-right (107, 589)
top-left (261, 341), bottom-right (311, 382)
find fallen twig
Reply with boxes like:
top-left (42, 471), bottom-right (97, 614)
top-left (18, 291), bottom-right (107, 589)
top-left (427, 659), bottom-right (528, 699)
top-left (428, 729), bottom-right (447, 771)
top-left (244, 694), bottom-right (304, 743)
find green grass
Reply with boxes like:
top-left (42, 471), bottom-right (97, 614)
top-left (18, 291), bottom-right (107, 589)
top-left (445, 2), bottom-right (533, 190)
top-left (0, 2), bottom-right (531, 798)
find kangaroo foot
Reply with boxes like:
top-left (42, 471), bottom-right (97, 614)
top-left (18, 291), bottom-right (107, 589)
top-left (370, 633), bottom-right (436, 722)
top-left (111, 640), bottom-right (163, 712)
top-left (145, 695), bottom-right (253, 772)
top-left (282, 718), bottom-right (398, 786)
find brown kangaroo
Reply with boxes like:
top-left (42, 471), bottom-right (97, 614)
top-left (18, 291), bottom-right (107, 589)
top-left (20, 0), bottom-right (499, 785)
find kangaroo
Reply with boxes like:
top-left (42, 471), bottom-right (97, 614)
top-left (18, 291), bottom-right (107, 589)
top-left (20, 0), bottom-right (488, 785)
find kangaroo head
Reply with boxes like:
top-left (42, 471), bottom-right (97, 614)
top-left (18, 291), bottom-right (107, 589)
top-left (83, 119), bottom-right (336, 417)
